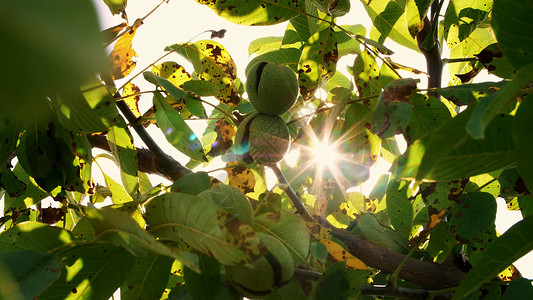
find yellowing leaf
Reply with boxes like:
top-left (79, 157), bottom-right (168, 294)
top-left (320, 235), bottom-right (368, 270)
top-left (110, 22), bottom-right (140, 80)
top-left (226, 164), bottom-right (255, 194)
top-left (208, 119), bottom-right (235, 157)
top-left (168, 40), bottom-right (240, 106)
top-left (122, 82), bottom-right (141, 118)
top-left (151, 62), bottom-right (192, 89)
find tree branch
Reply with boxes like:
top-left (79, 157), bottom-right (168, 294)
top-left (417, 1), bottom-right (444, 92)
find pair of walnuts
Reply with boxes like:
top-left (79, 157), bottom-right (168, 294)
top-left (234, 62), bottom-right (298, 164)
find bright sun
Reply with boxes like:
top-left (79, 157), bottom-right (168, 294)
top-left (311, 138), bottom-right (339, 167)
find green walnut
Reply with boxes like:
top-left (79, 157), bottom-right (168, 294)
top-left (234, 113), bottom-right (290, 164)
top-left (225, 233), bottom-right (294, 298)
top-left (246, 62), bottom-right (298, 115)
top-left (311, 0), bottom-right (350, 17)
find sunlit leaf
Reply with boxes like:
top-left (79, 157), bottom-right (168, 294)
top-left (122, 82), bottom-right (141, 118)
top-left (351, 214), bottom-right (409, 254)
top-left (195, 0), bottom-right (304, 25)
top-left (171, 171), bottom-right (211, 195)
top-left (386, 179), bottom-right (413, 239)
top-left (335, 24), bottom-right (366, 57)
top-left (0, 251), bottom-right (63, 299)
top-left (249, 36), bottom-right (284, 55)
top-left (254, 211), bottom-right (310, 266)
top-left (492, 0), bottom-right (533, 69)
top-left (110, 21), bottom-right (140, 80)
top-left (0, 222), bottom-right (79, 253)
top-left (452, 215), bottom-right (533, 299)
top-left (298, 24), bottom-right (338, 100)
top-left (39, 244), bottom-right (135, 300)
top-left (54, 77), bottom-right (119, 133)
top-left (103, 0), bottom-right (127, 16)
top-left (476, 43), bottom-right (517, 79)
top-left (320, 236), bottom-right (368, 270)
top-left (87, 208), bottom-right (199, 271)
top-left (361, 0), bottom-right (420, 51)
top-left (100, 171), bottom-right (134, 204)
top-left (168, 40), bottom-right (240, 106)
top-left (353, 50), bottom-right (382, 99)
top-left (152, 92), bottom-right (207, 162)
top-left (404, 93), bottom-right (452, 144)
top-left (107, 117), bottom-right (140, 200)
top-left (208, 119), bottom-right (235, 157)
top-left (436, 81), bottom-right (505, 106)
top-left (145, 192), bottom-right (265, 265)
top-left (443, 0), bottom-right (492, 49)
top-left (121, 255), bottom-right (174, 300)
top-left (198, 184), bottom-right (254, 226)
top-left (226, 164), bottom-right (256, 195)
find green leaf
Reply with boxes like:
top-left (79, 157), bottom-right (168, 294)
top-left (502, 278), bottom-right (533, 300)
top-left (53, 77), bottom-right (119, 133)
top-left (386, 180), bottom-right (413, 239)
top-left (121, 255), bottom-right (174, 300)
top-left (167, 40), bottom-right (240, 106)
top-left (335, 24), bottom-right (366, 57)
top-left (152, 92), bottom-right (207, 162)
top-left (436, 81), bottom-right (506, 106)
top-left (107, 116), bottom-right (140, 200)
top-left (3, 164), bottom-right (48, 212)
top-left (0, 0), bottom-right (106, 105)
top-left (426, 222), bottom-right (455, 264)
top-left (476, 43), bottom-right (517, 79)
top-left (361, 0), bottom-right (420, 51)
top-left (315, 261), bottom-right (350, 300)
top-left (183, 80), bottom-right (220, 97)
top-left (87, 208), bottom-right (200, 271)
top-left (298, 24), bottom-right (338, 100)
top-left (0, 251), bottom-right (63, 299)
top-left (0, 168), bottom-right (26, 199)
top-left (195, 0), bottom-right (304, 25)
top-left (171, 171), bottom-right (211, 195)
top-left (289, 2), bottom-right (319, 43)
top-left (404, 93), bottom-right (452, 144)
top-left (198, 184), bottom-right (254, 226)
top-left (448, 26), bottom-right (495, 85)
top-left (39, 244), bottom-right (135, 300)
top-left (398, 106), bottom-right (516, 182)
top-left (452, 215), bottom-right (533, 299)
top-left (265, 277), bottom-right (306, 300)
top-left (450, 192), bottom-right (496, 243)
top-left (0, 111), bottom-right (21, 172)
top-left (254, 211), bottom-right (311, 266)
top-left (492, 0), bottom-right (533, 69)
top-left (101, 170), bottom-right (134, 204)
top-left (353, 50), bottom-right (382, 99)
top-left (0, 222), bottom-right (79, 253)
top-left (103, 0), bottom-right (126, 15)
top-left (351, 214), bottom-right (409, 253)
top-left (466, 66), bottom-right (533, 139)
top-left (248, 36), bottom-right (284, 55)
top-left (183, 255), bottom-right (223, 300)
top-left (145, 192), bottom-right (265, 265)
top-left (443, 0), bottom-right (492, 49)
top-left (245, 48), bottom-right (302, 75)
top-left (513, 94), bottom-right (533, 193)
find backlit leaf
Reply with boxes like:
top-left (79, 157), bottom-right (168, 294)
top-left (0, 222), bottom-right (79, 253)
top-left (353, 50), bottom-right (382, 99)
top-left (335, 24), bottom-right (366, 57)
top-left (195, 0), bottom-right (304, 25)
top-left (320, 236), bottom-right (368, 270)
top-left (110, 21), bottom-right (140, 80)
top-left (404, 93), bottom-right (452, 144)
top-left (168, 40), bottom-right (240, 106)
top-left (152, 92), bottom-right (207, 162)
top-left (361, 0), bottom-right (420, 51)
top-left (198, 184), bottom-right (254, 226)
top-left (122, 82), bottom-right (141, 118)
top-left (103, 0), bottom-right (127, 16)
top-left (452, 215), bottom-right (533, 299)
top-left (145, 192), bottom-right (265, 265)
top-left (248, 36), bottom-right (284, 55)
top-left (245, 48), bottom-right (302, 75)
top-left (443, 0), bottom-right (492, 49)
top-left (298, 24), bottom-right (338, 100)
top-left (226, 164), bottom-right (255, 195)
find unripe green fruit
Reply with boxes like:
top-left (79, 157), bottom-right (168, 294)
top-left (226, 233), bottom-right (294, 298)
top-left (234, 113), bottom-right (290, 164)
top-left (246, 62), bottom-right (298, 115)
top-left (311, 0), bottom-right (350, 17)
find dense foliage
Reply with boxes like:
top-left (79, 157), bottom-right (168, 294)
top-left (1, 0), bottom-right (533, 299)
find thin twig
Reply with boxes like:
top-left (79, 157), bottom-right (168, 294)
top-left (268, 164), bottom-right (314, 222)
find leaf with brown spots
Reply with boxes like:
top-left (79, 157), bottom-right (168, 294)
top-left (208, 119), bottom-right (235, 157)
top-left (195, 0), bottom-right (304, 25)
top-left (298, 25), bottom-right (338, 100)
top-left (321, 236), bottom-right (368, 270)
top-left (101, 22), bottom-right (128, 47)
top-left (226, 164), bottom-right (255, 194)
top-left (110, 21), bottom-right (141, 80)
top-left (167, 41), bottom-right (240, 106)
top-left (145, 192), bottom-right (265, 266)
top-left (122, 82), bottom-right (141, 118)
top-left (151, 62), bottom-right (193, 89)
